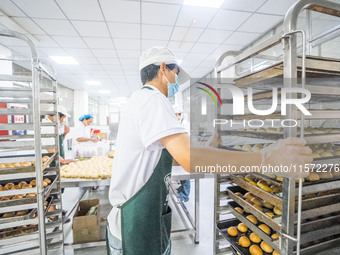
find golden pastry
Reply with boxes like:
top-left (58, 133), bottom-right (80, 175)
top-left (239, 236), bottom-right (251, 247)
top-left (43, 178), bottom-right (51, 184)
top-left (22, 184), bottom-right (33, 189)
top-left (270, 185), bottom-right (282, 193)
top-left (235, 207), bottom-right (243, 214)
top-left (3, 212), bottom-right (15, 218)
top-left (246, 215), bottom-right (258, 224)
top-left (12, 195), bottom-right (23, 200)
top-left (251, 197), bottom-right (262, 207)
top-left (16, 210), bottom-right (28, 216)
top-left (273, 206), bottom-right (282, 215)
top-left (235, 192), bottom-right (244, 199)
top-left (244, 192), bottom-right (254, 200)
top-left (265, 212), bottom-right (274, 218)
top-left (227, 227), bottom-right (238, 236)
top-left (262, 201), bottom-right (274, 209)
top-left (249, 244), bottom-right (263, 255)
top-left (30, 180), bottom-right (37, 186)
top-left (253, 204), bottom-right (263, 212)
top-left (18, 182), bottom-right (27, 188)
top-left (260, 241), bottom-right (273, 253)
top-left (276, 176), bottom-right (283, 182)
top-left (259, 224), bottom-right (271, 235)
top-left (245, 174), bottom-right (255, 182)
top-left (249, 180), bottom-right (257, 186)
top-left (306, 172), bottom-right (320, 181)
top-left (237, 223), bottom-right (248, 233)
top-left (318, 172), bottom-right (333, 179)
top-left (245, 198), bottom-right (253, 205)
top-left (249, 233), bottom-right (261, 243)
top-left (257, 180), bottom-right (272, 192)
top-left (273, 250), bottom-right (280, 255)
top-left (271, 233), bottom-right (279, 240)
top-left (4, 183), bottom-right (14, 190)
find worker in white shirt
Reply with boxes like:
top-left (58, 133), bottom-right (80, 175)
top-left (107, 46), bottom-right (312, 255)
top-left (75, 114), bottom-right (98, 143)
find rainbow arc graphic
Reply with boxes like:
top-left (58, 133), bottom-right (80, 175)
top-left (196, 82), bottom-right (222, 106)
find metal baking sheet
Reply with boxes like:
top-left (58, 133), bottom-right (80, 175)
top-left (227, 185), bottom-right (282, 233)
top-left (230, 175), bottom-right (282, 209)
top-left (60, 178), bottom-right (110, 188)
top-left (0, 175), bottom-right (56, 217)
top-left (222, 144), bottom-right (340, 163)
top-left (217, 218), bottom-right (276, 255)
top-left (228, 201), bottom-right (280, 252)
top-left (0, 195), bottom-right (54, 231)
top-left (228, 130), bottom-right (340, 144)
top-left (0, 152), bottom-right (55, 167)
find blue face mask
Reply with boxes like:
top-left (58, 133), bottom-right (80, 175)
top-left (163, 68), bottom-right (179, 98)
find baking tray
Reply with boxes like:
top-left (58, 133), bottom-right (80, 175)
top-left (227, 185), bottom-right (282, 233)
top-left (230, 175), bottom-right (282, 208)
top-left (221, 143), bottom-right (340, 163)
top-left (0, 152), bottom-right (55, 164)
top-left (228, 201), bottom-right (280, 251)
top-left (0, 175), bottom-right (57, 222)
top-left (217, 218), bottom-right (276, 255)
top-left (229, 129), bottom-right (340, 139)
top-left (0, 196), bottom-right (54, 240)
top-left (236, 169), bottom-right (340, 192)
top-left (228, 185), bottom-right (340, 234)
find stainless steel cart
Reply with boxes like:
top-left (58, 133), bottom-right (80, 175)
top-left (0, 29), bottom-right (64, 254)
top-left (213, 1), bottom-right (340, 254)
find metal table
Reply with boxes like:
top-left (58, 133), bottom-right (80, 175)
top-left (61, 166), bottom-right (212, 249)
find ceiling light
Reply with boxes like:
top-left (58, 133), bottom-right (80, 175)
top-left (183, 0), bottom-right (224, 8)
top-left (85, 81), bottom-right (101, 86)
top-left (49, 56), bottom-right (78, 65)
top-left (99, 90), bottom-right (111, 94)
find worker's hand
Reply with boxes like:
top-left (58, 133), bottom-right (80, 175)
top-left (261, 138), bottom-right (312, 178)
top-left (208, 133), bottom-right (219, 148)
top-left (64, 125), bottom-right (70, 134)
top-left (61, 159), bottom-right (74, 165)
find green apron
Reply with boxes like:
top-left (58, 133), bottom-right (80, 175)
top-left (49, 134), bottom-right (64, 167)
top-left (59, 134), bottom-right (65, 159)
top-left (118, 86), bottom-right (173, 255)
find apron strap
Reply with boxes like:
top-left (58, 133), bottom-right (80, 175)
top-left (142, 86), bottom-right (153, 90)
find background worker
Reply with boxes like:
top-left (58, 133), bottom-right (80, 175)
top-left (75, 114), bottom-right (98, 143)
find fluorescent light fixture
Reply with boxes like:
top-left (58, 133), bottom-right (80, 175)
top-left (177, 59), bottom-right (183, 65)
top-left (85, 81), bottom-right (101, 86)
top-left (183, 0), bottom-right (224, 8)
top-left (49, 56), bottom-right (78, 65)
top-left (99, 90), bottom-right (111, 94)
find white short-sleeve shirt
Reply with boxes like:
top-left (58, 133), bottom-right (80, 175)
top-left (108, 85), bottom-right (187, 240)
top-left (41, 117), bottom-right (55, 146)
top-left (74, 122), bottom-right (91, 140)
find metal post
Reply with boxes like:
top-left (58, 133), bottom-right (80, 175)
top-left (32, 62), bottom-right (47, 255)
top-left (194, 179), bottom-right (200, 244)
top-left (282, 31), bottom-right (298, 255)
top-left (306, 10), bottom-right (312, 55)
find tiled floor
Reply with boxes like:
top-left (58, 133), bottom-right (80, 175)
top-left (62, 178), bottom-right (216, 255)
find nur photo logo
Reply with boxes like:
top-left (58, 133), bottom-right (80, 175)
top-left (196, 82), bottom-right (312, 128)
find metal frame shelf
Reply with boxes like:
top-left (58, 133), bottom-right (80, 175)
top-left (0, 29), bottom-right (64, 254)
top-left (213, 1), bottom-right (340, 255)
